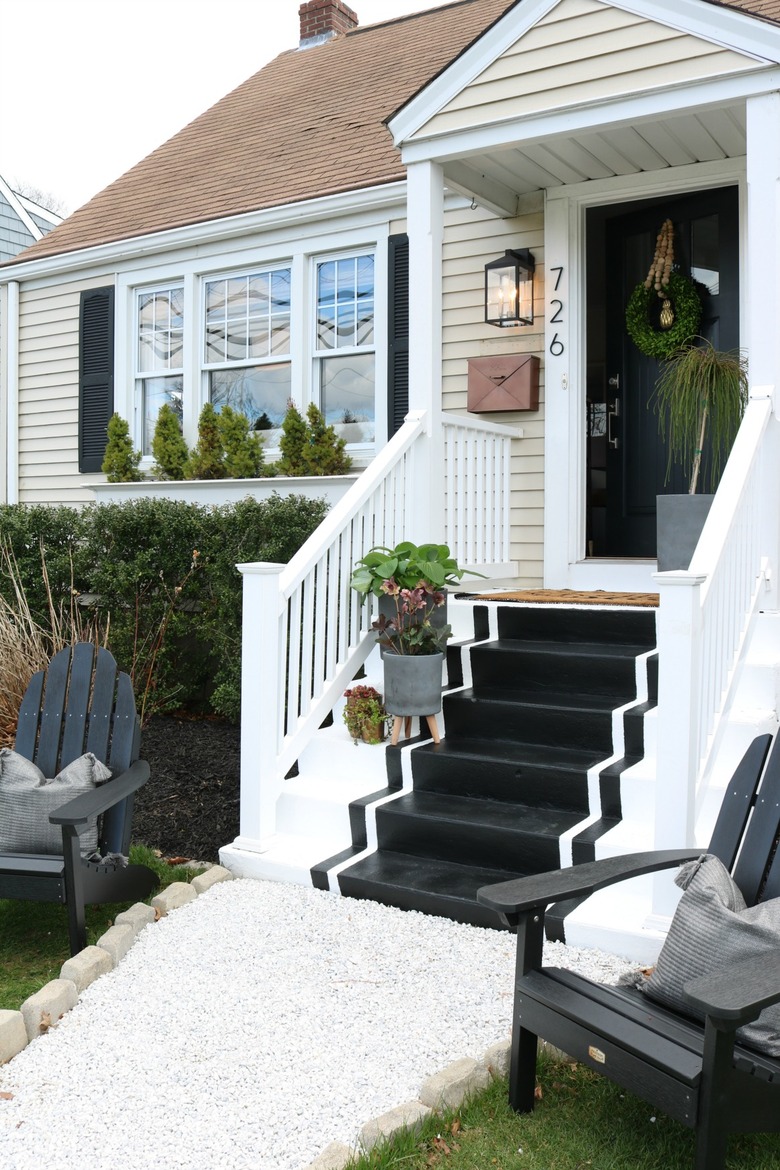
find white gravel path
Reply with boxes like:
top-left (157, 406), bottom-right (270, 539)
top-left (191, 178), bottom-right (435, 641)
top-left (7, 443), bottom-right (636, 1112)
top-left (0, 878), bottom-right (636, 1170)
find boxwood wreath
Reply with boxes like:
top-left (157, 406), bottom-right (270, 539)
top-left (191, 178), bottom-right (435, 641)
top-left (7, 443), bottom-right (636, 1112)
top-left (626, 271), bottom-right (702, 359)
top-left (625, 217), bottom-right (702, 360)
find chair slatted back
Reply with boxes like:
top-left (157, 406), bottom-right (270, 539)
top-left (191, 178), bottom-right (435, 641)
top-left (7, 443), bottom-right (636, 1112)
top-left (707, 732), bottom-right (780, 906)
top-left (14, 644), bottom-right (141, 855)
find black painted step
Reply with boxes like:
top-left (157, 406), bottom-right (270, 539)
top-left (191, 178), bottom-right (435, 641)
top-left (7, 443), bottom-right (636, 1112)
top-left (375, 790), bottom-right (583, 872)
top-left (443, 688), bottom-right (616, 750)
top-left (468, 640), bottom-right (645, 699)
top-left (496, 605), bottom-right (657, 646)
top-left (409, 738), bottom-right (595, 811)
top-left (337, 849), bottom-right (520, 930)
top-left (331, 602), bottom-right (657, 937)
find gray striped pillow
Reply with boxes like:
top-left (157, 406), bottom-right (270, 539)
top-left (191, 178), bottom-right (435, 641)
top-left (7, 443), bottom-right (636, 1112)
top-left (645, 854), bottom-right (780, 1056)
top-left (0, 749), bottom-right (110, 856)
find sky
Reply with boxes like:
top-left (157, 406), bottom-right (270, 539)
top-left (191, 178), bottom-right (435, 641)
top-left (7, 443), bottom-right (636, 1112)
top-left (2, 0), bottom-right (454, 216)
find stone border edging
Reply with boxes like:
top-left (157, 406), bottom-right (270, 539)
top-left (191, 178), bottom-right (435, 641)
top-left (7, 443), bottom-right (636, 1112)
top-left (0, 867), bottom-right (514, 1170)
top-left (0, 863), bottom-right (231, 1061)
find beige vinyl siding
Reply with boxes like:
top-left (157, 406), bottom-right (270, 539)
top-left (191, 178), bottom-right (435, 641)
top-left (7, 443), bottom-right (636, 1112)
top-left (17, 276), bottom-right (114, 505)
top-left (442, 203), bottom-right (544, 585)
top-left (416, 0), bottom-right (758, 140)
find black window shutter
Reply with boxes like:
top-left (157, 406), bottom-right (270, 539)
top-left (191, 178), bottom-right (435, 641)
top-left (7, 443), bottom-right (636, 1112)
top-left (79, 286), bottom-right (115, 472)
top-left (387, 233), bottom-right (409, 437)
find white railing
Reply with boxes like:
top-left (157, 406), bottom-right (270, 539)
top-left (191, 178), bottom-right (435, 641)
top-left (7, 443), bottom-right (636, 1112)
top-left (235, 410), bottom-right (519, 850)
top-left (654, 394), bottom-right (774, 849)
top-left (443, 413), bottom-right (521, 569)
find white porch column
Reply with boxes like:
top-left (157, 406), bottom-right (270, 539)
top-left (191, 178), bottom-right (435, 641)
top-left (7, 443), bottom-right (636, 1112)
top-left (746, 93), bottom-right (780, 400)
top-left (745, 92), bottom-right (780, 608)
top-left (651, 570), bottom-right (705, 916)
top-left (233, 562), bottom-right (286, 852)
top-left (406, 160), bottom-right (445, 542)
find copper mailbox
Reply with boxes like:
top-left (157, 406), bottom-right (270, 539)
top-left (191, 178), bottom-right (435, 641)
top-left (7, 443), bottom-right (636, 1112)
top-left (467, 354), bottom-right (540, 413)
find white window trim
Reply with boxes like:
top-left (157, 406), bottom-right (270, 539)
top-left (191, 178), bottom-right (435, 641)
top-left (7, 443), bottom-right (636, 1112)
top-left (118, 222), bottom-right (391, 465)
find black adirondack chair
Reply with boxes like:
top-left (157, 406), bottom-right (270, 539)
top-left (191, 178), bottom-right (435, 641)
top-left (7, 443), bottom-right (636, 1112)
top-left (477, 732), bottom-right (780, 1170)
top-left (0, 643), bottom-right (158, 955)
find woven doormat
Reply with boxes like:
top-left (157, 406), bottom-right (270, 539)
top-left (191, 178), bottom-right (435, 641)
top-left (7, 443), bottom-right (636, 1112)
top-left (457, 589), bottom-right (659, 607)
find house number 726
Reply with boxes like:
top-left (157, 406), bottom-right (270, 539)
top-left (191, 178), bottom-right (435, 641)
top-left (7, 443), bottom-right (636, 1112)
top-left (549, 266), bottom-right (564, 356)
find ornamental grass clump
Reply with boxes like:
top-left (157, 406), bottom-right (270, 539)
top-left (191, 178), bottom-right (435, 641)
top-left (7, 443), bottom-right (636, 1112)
top-left (653, 340), bottom-right (748, 494)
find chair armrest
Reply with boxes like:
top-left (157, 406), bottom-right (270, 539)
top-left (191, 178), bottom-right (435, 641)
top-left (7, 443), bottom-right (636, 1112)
top-left (477, 848), bottom-right (700, 918)
top-left (684, 955), bottom-right (780, 1027)
top-left (48, 760), bottom-right (151, 827)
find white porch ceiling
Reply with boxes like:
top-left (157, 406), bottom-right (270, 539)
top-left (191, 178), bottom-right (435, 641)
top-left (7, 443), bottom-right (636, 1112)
top-left (442, 101), bottom-right (747, 214)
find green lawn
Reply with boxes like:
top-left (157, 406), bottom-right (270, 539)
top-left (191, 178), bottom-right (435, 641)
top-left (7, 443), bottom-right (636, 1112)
top-left (349, 1058), bottom-right (780, 1170)
top-left (0, 844), bottom-right (196, 1010)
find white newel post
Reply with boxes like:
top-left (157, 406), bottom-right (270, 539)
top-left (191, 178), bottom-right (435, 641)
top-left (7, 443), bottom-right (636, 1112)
top-left (234, 562), bottom-right (286, 852)
top-left (406, 160), bottom-right (445, 543)
top-left (746, 92), bottom-right (780, 610)
top-left (652, 570), bottom-right (705, 916)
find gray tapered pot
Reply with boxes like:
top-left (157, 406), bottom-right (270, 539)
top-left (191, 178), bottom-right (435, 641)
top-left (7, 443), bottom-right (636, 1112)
top-left (656, 494), bottom-right (714, 571)
top-left (383, 651), bottom-right (444, 716)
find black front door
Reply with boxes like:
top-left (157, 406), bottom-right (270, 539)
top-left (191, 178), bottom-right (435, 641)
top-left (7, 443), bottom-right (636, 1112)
top-left (586, 186), bottom-right (740, 558)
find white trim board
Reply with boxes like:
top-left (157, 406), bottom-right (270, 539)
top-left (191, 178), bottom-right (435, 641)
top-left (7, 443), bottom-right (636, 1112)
top-left (389, 0), bottom-right (780, 147)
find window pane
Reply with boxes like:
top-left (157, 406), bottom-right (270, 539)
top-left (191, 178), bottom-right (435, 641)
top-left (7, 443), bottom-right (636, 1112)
top-left (225, 320), bottom-right (249, 362)
top-left (357, 300), bottom-right (374, 345)
top-left (169, 288), bottom-right (184, 326)
top-left (337, 259), bottom-right (355, 302)
top-left (318, 261), bottom-right (336, 305)
top-left (209, 363), bottom-right (291, 441)
top-left (247, 318), bottom-right (271, 357)
top-left (205, 280), bottom-right (227, 320)
top-left (270, 318), bottom-right (291, 355)
top-left (271, 270), bottom-right (291, 312)
top-left (248, 275), bottom-right (269, 314)
top-left (337, 303), bottom-right (356, 348)
top-left (205, 323), bottom-right (226, 363)
top-left (137, 287), bottom-right (184, 373)
top-left (321, 352), bottom-right (374, 443)
top-left (317, 254), bottom-right (374, 351)
top-left (142, 375), bottom-right (183, 454)
top-left (317, 303), bottom-right (336, 350)
top-left (204, 267), bottom-right (291, 363)
top-left (138, 293), bottom-right (155, 328)
top-left (691, 214), bottom-right (719, 295)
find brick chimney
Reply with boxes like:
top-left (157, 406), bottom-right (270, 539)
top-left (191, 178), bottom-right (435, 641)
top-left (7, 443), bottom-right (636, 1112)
top-left (299, 0), bottom-right (359, 47)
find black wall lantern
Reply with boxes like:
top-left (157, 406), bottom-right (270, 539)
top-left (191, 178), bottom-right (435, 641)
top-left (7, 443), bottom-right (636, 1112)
top-left (485, 249), bottom-right (535, 327)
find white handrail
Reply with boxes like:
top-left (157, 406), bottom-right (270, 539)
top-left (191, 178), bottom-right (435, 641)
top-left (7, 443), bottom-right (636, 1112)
top-left (654, 395), bottom-right (773, 848)
top-left (236, 409), bottom-right (520, 850)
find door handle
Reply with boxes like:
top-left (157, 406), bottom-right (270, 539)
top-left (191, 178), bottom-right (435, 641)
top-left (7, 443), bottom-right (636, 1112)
top-left (608, 397), bottom-right (620, 448)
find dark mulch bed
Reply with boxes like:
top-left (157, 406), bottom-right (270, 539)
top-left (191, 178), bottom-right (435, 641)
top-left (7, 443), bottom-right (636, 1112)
top-left (132, 715), bottom-right (240, 863)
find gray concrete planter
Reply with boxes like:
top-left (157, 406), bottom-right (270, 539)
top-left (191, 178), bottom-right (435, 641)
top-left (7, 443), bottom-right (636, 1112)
top-left (656, 493), bottom-right (714, 571)
top-left (383, 652), bottom-right (444, 716)
top-left (89, 474), bottom-right (358, 508)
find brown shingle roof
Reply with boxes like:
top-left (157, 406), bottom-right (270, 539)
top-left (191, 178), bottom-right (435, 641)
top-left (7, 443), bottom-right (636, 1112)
top-left (8, 0), bottom-right (779, 267)
top-left (10, 0), bottom-right (516, 266)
